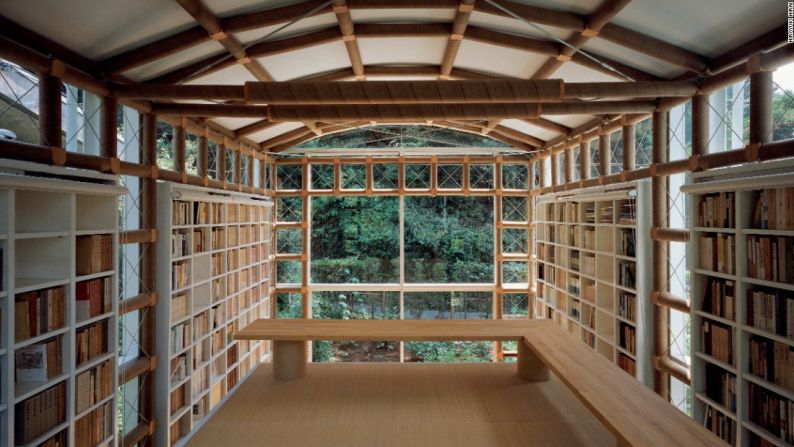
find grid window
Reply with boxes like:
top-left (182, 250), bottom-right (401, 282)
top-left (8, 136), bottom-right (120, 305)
top-left (225, 148), bottom-right (235, 183)
top-left (437, 164), bottom-right (463, 189)
top-left (276, 196), bottom-right (303, 223)
top-left (311, 164), bottom-right (334, 190)
top-left (470, 164), bottom-right (494, 189)
top-left (341, 163), bottom-right (367, 190)
top-left (502, 261), bottom-right (529, 285)
top-left (502, 196), bottom-right (528, 222)
top-left (276, 228), bottom-right (302, 254)
top-left (156, 121), bottom-right (174, 170)
top-left (404, 163), bottom-right (430, 189)
top-left (502, 293), bottom-right (529, 319)
top-left (276, 292), bottom-right (303, 318)
top-left (277, 164), bottom-right (303, 190)
top-left (373, 163), bottom-right (399, 190)
top-left (589, 139), bottom-right (600, 178)
top-left (277, 260), bottom-right (303, 285)
top-left (502, 164), bottom-right (528, 190)
top-left (635, 119), bottom-right (653, 168)
top-left (502, 228), bottom-right (529, 254)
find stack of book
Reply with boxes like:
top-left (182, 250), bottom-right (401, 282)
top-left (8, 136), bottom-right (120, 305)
top-left (212, 228), bottom-right (225, 250)
top-left (700, 320), bottom-right (734, 364)
top-left (194, 202), bottom-right (209, 225)
top-left (193, 228), bottom-right (207, 254)
top-left (618, 229), bottom-right (636, 257)
top-left (15, 336), bottom-right (62, 381)
top-left (171, 293), bottom-right (189, 322)
top-left (75, 320), bottom-right (108, 365)
top-left (212, 203), bottom-right (224, 223)
top-left (192, 366), bottom-right (208, 395)
top-left (171, 322), bottom-right (190, 355)
top-left (748, 337), bottom-right (794, 392)
top-left (211, 330), bottom-right (224, 355)
top-left (75, 234), bottom-right (112, 275)
top-left (702, 278), bottom-right (736, 321)
top-left (617, 292), bottom-right (636, 321)
top-left (194, 310), bottom-right (210, 339)
top-left (173, 261), bottom-right (188, 290)
top-left (170, 385), bottom-right (187, 414)
top-left (752, 187), bottom-right (794, 230)
top-left (75, 276), bottom-right (111, 321)
top-left (617, 353), bottom-right (636, 375)
top-left (704, 405), bottom-right (735, 445)
top-left (171, 354), bottom-right (187, 385)
top-left (746, 235), bottom-right (794, 282)
top-left (599, 204), bottom-right (614, 224)
top-left (583, 229), bottom-right (595, 250)
top-left (698, 234), bottom-right (735, 274)
top-left (746, 289), bottom-right (793, 338)
top-left (172, 231), bottom-right (190, 257)
top-left (698, 192), bottom-right (735, 228)
top-left (705, 364), bottom-right (737, 411)
top-left (75, 359), bottom-right (113, 413)
top-left (173, 201), bottom-right (191, 226)
top-left (74, 401), bottom-right (113, 447)
top-left (14, 382), bottom-right (66, 444)
top-left (748, 382), bottom-right (794, 444)
top-left (617, 200), bottom-right (636, 225)
top-left (211, 253), bottom-right (224, 276)
top-left (619, 322), bottom-right (636, 354)
top-left (618, 261), bottom-right (636, 289)
top-left (14, 286), bottom-right (66, 341)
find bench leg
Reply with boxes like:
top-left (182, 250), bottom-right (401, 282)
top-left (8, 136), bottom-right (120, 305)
top-left (517, 340), bottom-right (549, 382)
top-left (272, 340), bottom-right (307, 380)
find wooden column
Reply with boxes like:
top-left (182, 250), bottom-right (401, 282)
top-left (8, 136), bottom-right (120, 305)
top-left (580, 140), bottom-right (590, 180)
top-left (563, 149), bottom-right (573, 185)
top-left (550, 154), bottom-right (558, 187)
top-left (248, 152), bottom-right (255, 189)
top-left (749, 71), bottom-right (773, 145)
top-left (623, 123), bottom-right (635, 172)
top-left (651, 110), bottom-right (670, 399)
top-left (537, 157), bottom-right (546, 188)
top-left (38, 74), bottom-right (62, 147)
top-left (301, 160), bottom-right (310, 319)
top-left (199, 133), bottom-right (209, 183)
top-left (234, 145), bottom-right (242, 188)
top-left (174, 123), bottom-right (186, 176)
top-left (691, 94), bottom-right (708, 157)
top-left (599, 132), bottom-right (610, 176)
top-left (100, 96), bottom-right (118, 160)
top-left (218, 143), bottom-right (227, 186)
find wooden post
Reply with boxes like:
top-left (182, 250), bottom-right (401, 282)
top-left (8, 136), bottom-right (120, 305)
top-left (537, 157), bottom-right (546, 187)
top-left (623, 123), bottom-right (635, 172)
top-left (100, 96), bottom-right (118, 160)
top-left (218, 142), bottom-right (227, 186)
top-left (272, 340), bottom-right (308, 380)
top-left (749, 71), bottom-right (773, 145)
top-left (39, 74), bottom-right (63, 148)
top-left (550, 154), bottom-right (558, 187)
top-left (580, 140), bottom-right (590, 180)
top-left (691, 94), bottom-right (708, 157)
top-left (651, 110), bottom-right (670, 399)
top-left (599, 132), bottom-right (610, 177)
top-left (199, 132), bottom-right (209, 183)
top-left (174, 123), bottom-right (186, 176)
top-left (234, 144), bottom-right (242, 187)
top-left (563, 149), bottom-right (573, 185)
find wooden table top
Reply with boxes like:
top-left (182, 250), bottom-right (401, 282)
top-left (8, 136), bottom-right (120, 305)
top-left (234, 319), bottom-right (545, 341)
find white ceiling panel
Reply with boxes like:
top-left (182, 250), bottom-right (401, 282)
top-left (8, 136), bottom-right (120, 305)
top-left (0, 0), bottom-right (194, 59)
top-left (123, 40), bottom-right (227, 82)
top-left (455, 40), bottom-right (547, 79)
top-left (185, 63), bottom-right (257, 85)
top-left (205, 0), bottom-right (304, 17)
top-left (506, 0), bottom-right (600, 14)
top-left (550, 62), bottom-right (625, 83)
top-left (234, 13), bottom-right (339, 44)
top-left (611, 0), bottom-right (783, 57)
top-left (467, 11), bottom-right (570, 41)
top-left (358, 37), bottom-right (448, 66)
top-left (351, 8), bottom-right (455, 23)
top-left (544, 115), bottom-right (595, 128)
top-left (581, 39), bottom-right (686, 80)
top-left (212, 117), bottom-right (265, 131)
top-left (501, 119), bottom-right (558, 141)
top-left (258, 41), bottom-right (350, 81)
top-left (248, 122), bottom-right (306, 143)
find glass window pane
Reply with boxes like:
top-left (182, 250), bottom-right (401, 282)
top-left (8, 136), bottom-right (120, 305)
top-left (276, 196), bottom-right (302, 223)
top-left (469, 164), bottom-right (494, 189)
top-left (502, 261), bottom-right (529, 286)
top-left (589, 139), bottom-right (600, 178)
top-left (226, 148), bottom-right (235, 183)
top-left (311, 197), bottom-right (399, 283)
top-left (277, 164), bottom-right (302, 190)
top-left (405, 196), bottom-right (494, 283)
top-left (276, 228), bottom-right (302, 254)
top-left (772, 63), bottom-right (794, 142)
top-left (502, 228), bottom-right (528, 254)
top-left (437, 164), bottom-right (463, 189)
top-left (404, 163), bottom-right (430, 189)
top-left (311, 291), bottom-right (400, 362)
top-left (502, 293), bottom-right (529, 319)
top-left (207, 140), bottom-right (219, 180)
top-left (276, 260), bottom-right (302, 285)
top-left (373, 163), bottom-right (398, 190)
top-left (156, 121), bottom-right (174, 170)
top-left (502, 196), bottom-right (528, 222)
top-left (502, 163), bottom-right (528, 190)
top-left (341, 163), bottom-right (367, 190)
top-left (610, 129), bottom-right (623, 174)
top-left (311, 164), bottom-right (334, 190)
top-left (635, 118), bottom-right (652, 168)
top-left (276, 292), bottom-right (303, 318)
top-left (185, 132), bottom-right (200, 176)
top-left (572, 146), bottom-right (581, 182)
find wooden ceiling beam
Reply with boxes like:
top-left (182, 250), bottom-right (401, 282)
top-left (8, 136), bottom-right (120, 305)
top-left (439, 0), bottom-right (476, 79)
top-left (707, 24), bottom-right (789, 74)
top-left (597, 24), bottom-right (707, 73)
top-left (333, 1), bottom-right (366, 80)
top-left (523, 118), bottom-right (572, 136)
top-left (235, 119), bottom-right (278, 138)
top-left (153, 100), bottom-right (658, 120)
top-left (437, 120), bottom-right (535, 151)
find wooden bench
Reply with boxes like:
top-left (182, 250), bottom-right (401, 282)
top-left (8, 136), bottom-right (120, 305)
top-left (235, 318), bottom-right (723, 446)
top-left (234, 319), bottom-right (550, 381)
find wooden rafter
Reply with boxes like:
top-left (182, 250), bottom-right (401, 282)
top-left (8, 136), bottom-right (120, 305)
top-left (439, 0), bottom-right (476, 79)
top-left (333, 1), bottom-right (365, 80)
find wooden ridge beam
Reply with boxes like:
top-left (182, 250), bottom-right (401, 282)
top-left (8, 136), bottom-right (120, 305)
top-left (333, 1), bottom-right (365, 79)
top-left (440, 0), bottom-right (476, 79)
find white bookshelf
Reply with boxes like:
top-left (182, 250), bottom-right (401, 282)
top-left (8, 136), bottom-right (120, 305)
top-left (683, 159), bottom-right (794, 447)
top-left (0, 159), bottom-right (125, 446)
top-left (155, 182), bottom-right (273, 447)
top-left (534, 180), bottom-right (653, 385)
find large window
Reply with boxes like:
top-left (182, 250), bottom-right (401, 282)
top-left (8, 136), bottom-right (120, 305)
top-left (404, 196), bottom-right (494, 283)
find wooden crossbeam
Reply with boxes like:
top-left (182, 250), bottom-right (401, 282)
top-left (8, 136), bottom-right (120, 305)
top-left (439, 0), bottom-right (476, 79)
top-left (333, 1), bottom-right (365, 79)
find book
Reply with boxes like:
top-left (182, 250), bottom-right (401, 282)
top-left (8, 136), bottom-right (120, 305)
top-left (752, 187), bottom-right (794, 230)
top-left (748, 382), bottom-right (794, 444)
top-left (14, 382), bottom-right (67, 444)
top-left (75, 276), bottom-right (111, 321)
top-left (700, 319), bottom-right (734, 365)
top-left (698, 192), bottom-right (735, 228)
top-left (702, 278), bottom-right (736, 321)
top-left (74, 401), bottom-right (113, 447)
top-left (15, 336), bottom-right (62, 382)
top-left (75, 320), bottom-right (108, 366)
top-left (75, 359), bottom-right (113, 414)
top-left (699, 234), bottom-right (735, 274)
top-left (76, 234), bottom-right (113, 275)
top-left (748, 336), bottom-right (794, 393)
top-left (746, 288), bottom-right (794, 339)
top-left (747, 235), bottom-right (794, 283)
top-left (14, 286), bottom-right (66, 341)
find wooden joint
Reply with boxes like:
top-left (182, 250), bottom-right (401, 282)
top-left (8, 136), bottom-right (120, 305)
top-left (108, 156), bottom-right (121, 174)
top-left (209, 31), bottom-right (227, 41)
top-left (332, 4), bottom-right (349, 13)
top-left (688, 154), bottom-right (700, 172)
top-left (355, 75), bottom-right (366, 81)
top-left (150, 166), bottom-right (159, 179)
top-left (649, 163), bottom-right (658, 177)
top-left (181, 172), bottom-right (188, 183)
top-left (746, 54), bottom-right (770, 73)
top-left (556, 54), bottom-right (572, 62)
top-left (49, 59), bottom-right (66, 78)
top-left (149, 420), bottom-right (157, 436)
top-left (50, 146), bottom-right (66, 166)
top-left (745, 143), bottom-right (761, 162)
top-left (237, 57), bottom-right (252, 65)
top-left (581, 28), bottom-right (599, 38)
top-left (149, 356), bottom-right (158, 371)
top-left (342, 34), bottom-right (356, 42)
top-left (619, 171), bottom-right (628, 182)
top-left (450, 34), bottom-right (464, 41)
top-left (458, 3), bottom-right (475, 12)
top-left (438, 74), bottom-right (450, 80)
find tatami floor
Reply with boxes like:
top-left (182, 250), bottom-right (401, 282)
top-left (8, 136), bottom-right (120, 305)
top-left (187, 362), bottom-right (615, 446)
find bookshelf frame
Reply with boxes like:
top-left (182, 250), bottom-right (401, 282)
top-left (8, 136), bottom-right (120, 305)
top-left (534, 180), bottom-right (653, 385)
top-left (0, 160), bottom-right (125, 447)
top-left (155, 181), bottom-right (273, 447)
top-left (683, 158), bottom-right (794, 447)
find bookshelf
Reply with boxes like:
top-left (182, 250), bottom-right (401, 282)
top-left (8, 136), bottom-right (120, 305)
top-left (0, 159), bottom-right (124, 447)
top-left (534, 181), bottom-right (653, 385)
top-left (155, 182), bottom-right (273, 447)
top-left (684, 159), bottom-right (794, 447)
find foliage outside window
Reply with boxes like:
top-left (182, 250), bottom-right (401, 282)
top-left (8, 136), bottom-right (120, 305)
top-left (502, 163), bottom-right (528, 190)
top-left (310, 163), bottom-right (334, 190)
top-left (372, 163), bottom-right (398, 189)
top-left (469, 164), bottom-right (494, 189)
top-left (341, 163), bottom-right (367, 190)
top-left (277, 163), bottom-right (302, 190)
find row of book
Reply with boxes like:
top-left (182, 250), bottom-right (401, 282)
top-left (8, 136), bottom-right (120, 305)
top-left (171, 322), bottom-right (191, 355)
top-left (617, 292), bottom-right (636, 321)
top-left (701, 320), bottom-right (734, 365)
top-left (194, 338), bottom-right (209, 367)
top-left (704, 405), bottom-right (735, 445)
top-left (75, 276), bottom-right (112, 321)
top-left (36, 430), bottom-right (67, 447)
top-left (173, 260), bottom-right (188, 290)
top-left (582, 255), bottom-right (595, 277)
top-left (75, 359), bottom-right (113, 413)
top-left (14, 382), bottom-right (66, 444)
top-left (617, 353), bottom-right (636, 376)
top-left (76, 320), bottom-right (108, 366)
top-left (702, 278), bottom-right (735, 321)
top-left (583, 229), bottom-right (595, 250)
top-left (172, 293), bottom-right (189, 322)
top-left (747, 289), bottom-right (794, 339)
top-left (618, 261), bottom-right (636, 289)
top-left (748, 382), bottom-right (794, 444)
top-left (698, 192), bottom-right (735, 228)
top-left (173, 201), bottom-right (192, 226)
top-left (211, 330), bottom-right (225, 355)
top-left (568, 276), bottom-right (581, 296)
top-left (172, 230), bottom-right (190, 257)
top-left (212, 253), bottom-right (224, 277)
top-left (74, 400), bottom-right (113, 447)
top-left (15, 336), bottom-right (62, 382)
top-left (705, 363), bottom-right (737, 411)
top-left (212, 228), bottom-right (225, 250)
top-left (569, 250), bottom-right (580, 271)
top-left (584, 204), bottom-right (595, 223)
top-left (748, 337), bottom-right (794, 392)
top-left (192, 365), bottom-right (209, 395)
top-left (76, 234), bottom-right (113, 275)
top-left (193, 229), bottom-right (207, 253)
top-left (618, 229), bottom-right (636, 257)
top-left (747, 235), bottom-right (794, 283)
top-left (599, 205), bottom-right (614, 224)
top-left (752, 187), bottom-right (794, 230)
top-left (171, 384), bottom-right (187, 415)
top-left (617, 200), bottom-right (636, 225)
top-left (171, 354), bottom-right (188, 385)
top-left (194, 202), bottom-right (209, 225)
top-left (194, 310), bottom-right (210, 341)
top-left (15, 285), bottom-right (65, 341)
top-left (618, 322), bottom-right (636, 355)
top-left (698, 234), bottom-right (735, 274)
top-left (568, 300), bottom-right (581, 320)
